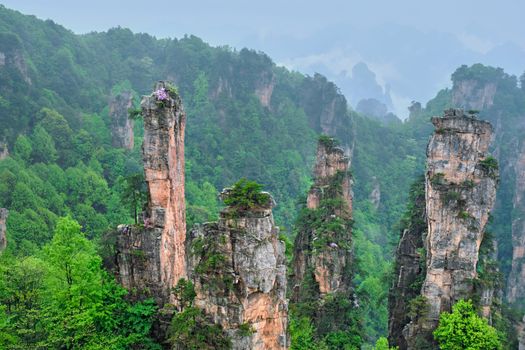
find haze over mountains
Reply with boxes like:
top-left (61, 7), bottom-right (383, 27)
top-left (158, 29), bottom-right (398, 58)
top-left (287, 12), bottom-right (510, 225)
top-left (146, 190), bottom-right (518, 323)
top-left (3, 0), bottom-right (524, 118)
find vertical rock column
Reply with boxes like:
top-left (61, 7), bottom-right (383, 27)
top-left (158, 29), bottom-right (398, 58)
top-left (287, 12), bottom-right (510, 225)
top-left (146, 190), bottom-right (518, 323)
top-left (388, 178), bottom-right (426, 349)
top-left (292, 137), bottom-right (353, 298)
top-left (407, 109), bottom-right (498, 345)
top-left (115, 82), bottom-right (186, 303)
top-left (142, 81), bottom-right (187, 296)
top-left (0, 208), bottom-right (7, 251)
top-left (188, 194), bottom-right (288, 350)
top-left (109, 91), bottom-right (134, 150)
top-left (507, 141), bottom-right (525, 303)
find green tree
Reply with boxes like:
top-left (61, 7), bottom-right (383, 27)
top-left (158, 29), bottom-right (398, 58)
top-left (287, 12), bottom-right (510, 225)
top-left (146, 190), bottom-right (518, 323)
top-left (31, 125), bottom-right (58, 163)
top-left (433, 299), bottom-right (502, 350)
top-left (13, 135), bottom-right (32, 163)
top-left (119, 173), bottom-right (147, 224)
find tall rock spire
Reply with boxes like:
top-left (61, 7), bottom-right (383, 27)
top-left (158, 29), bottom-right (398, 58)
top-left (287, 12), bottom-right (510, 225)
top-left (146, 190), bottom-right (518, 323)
top-left (402, 109), bottom-right (498, 348)
top-left (187, 186), bottom-right (288, 350)
top-left (115, 81), bottom-right (186, 303)
top-left (109, 90), bottom-right (134, 150)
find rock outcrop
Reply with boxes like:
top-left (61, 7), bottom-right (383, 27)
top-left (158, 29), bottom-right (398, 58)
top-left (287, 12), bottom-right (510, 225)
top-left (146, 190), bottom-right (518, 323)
top-left (109, 91), bottom-right (134, 149)
top-left (116, 82), bottom-right (186, 304)
top-left (452, 79), bottom-right (497, 111)
top-left (301, 74), bottom-right (355, 164)
top-left (403, 109), bottom-right (498, 348)
top-left (0, 208), bottom-right (7, 251)
top-left (0, 141), bottom-right (8, 160)
top-left (187, 195), bottom-right (288, 350)
top-left (292, 137), bottom-right (353, 299)
top-left (0, 33), bottom-right (31, 84)
top-left (388, 178), bottom-right (426, 349)
top-left (507, 141), bottom-right (525, 304)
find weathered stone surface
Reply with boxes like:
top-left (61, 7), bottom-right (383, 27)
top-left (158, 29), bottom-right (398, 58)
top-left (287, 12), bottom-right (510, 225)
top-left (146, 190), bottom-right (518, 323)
top-left (452, 80), bottom-right (497, 111)
top-left (188, 200), bottom-right (288, 350)
top-left (0, 141), bottom-right (8, 160)
top-left (0, 208), bottom-right (7, 251)
top-left (300, 74), bottom-right (355, 164)
top-left (115, 81), bottom-right (186, 304)
top-left (404, 109), bottom-right (498, 348)
top-left (369, 176), bottom-right (381, 209)
top-left (109, 91), bottom-right (134, 149)
top-left (293, 138), bottom-right (353, 299)
top-left (388, 179), bottom-right (426, 349)
top-left (254, 71), bottom-right (275, 108)
top-left (507, 141), bottom-right (525, 304)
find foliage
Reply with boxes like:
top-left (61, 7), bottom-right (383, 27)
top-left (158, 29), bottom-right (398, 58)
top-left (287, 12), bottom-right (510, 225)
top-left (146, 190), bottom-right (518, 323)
top-left (168, 280), bottom-right (230, 349)
top-left (433, 299), bottom-right (502, 350)
top-left (222, 178), bottom-right (271, 210)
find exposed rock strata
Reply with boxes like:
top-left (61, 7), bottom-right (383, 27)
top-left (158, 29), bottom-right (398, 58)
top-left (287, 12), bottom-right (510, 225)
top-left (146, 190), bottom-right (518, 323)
top-left (452, 80), bottom-right (497, 111)
top-left (292, 138), bottom-right (353, 300)
top-left (507, 141), bottom-right (525, 303)
top-left (301, 74), bottom-right (355, 164)
top-left (0, 208), bottom-right (7, 251)
top-left (388, 178), bottom-right (426, 349)
top-left (0, 141), bottom-right (8, 160)
top-left (404, 109), bottom-right (498, 348)
top-left (187, 198), bottom-right (288, 350)
top-left (109, 91), bottom-right (134, 149)
top-left (115, 81), bottom-right (186, 303)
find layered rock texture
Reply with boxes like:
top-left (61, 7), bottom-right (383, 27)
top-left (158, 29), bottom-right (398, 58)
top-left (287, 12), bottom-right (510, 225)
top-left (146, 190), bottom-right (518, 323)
top-left (402, 109), bottom-right (498, 348)
top-left (0, 208), bottom-right (7, 251)
top-left (292, 137), bottom-right (353, 299)
top-left (452, 79), bottom-right (496, 111)
top-left (388, 178), bottom-right (426, 349)
top-left (507, 140), bottom-right (525, 303)
top-left (0, 141), bottom-right (7, 160)
top-left (109, 91), bottom-right (134, 149)
top-left (116, 82), bottom-right (186, 304)
top-left (187, 196), bottom-right (288, 350)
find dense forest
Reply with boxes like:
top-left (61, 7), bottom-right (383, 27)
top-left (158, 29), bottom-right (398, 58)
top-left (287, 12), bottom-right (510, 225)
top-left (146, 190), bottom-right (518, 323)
top-left (0, 4), bottom-right (524, 349)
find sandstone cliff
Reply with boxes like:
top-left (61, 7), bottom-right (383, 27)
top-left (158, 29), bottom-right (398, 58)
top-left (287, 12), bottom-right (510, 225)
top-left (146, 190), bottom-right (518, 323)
top-left (507, 140), bottom-right (525, 304)
top-left (187, 194), bottom-right (288, 350)
top-left (116, 81), bottom-right (186, 304)
top-left (388, 178), bottom-right (426, 349)
top-left (301, 74), bottom-right (355, 164)
top-left (0, 141), bottom-right (8, 160)
top-left (292, 137), bottom-right (353, 299)
top-left (452, 79), bottom-right (496, 111)
top-left (0, 208), bottom-right (7, 251)
top-left (403, 109), bottom-right (498, 348)
top-left (109, 91), bottom-right (134, 150)
top-left (290, 137), bottom-right (357, 342)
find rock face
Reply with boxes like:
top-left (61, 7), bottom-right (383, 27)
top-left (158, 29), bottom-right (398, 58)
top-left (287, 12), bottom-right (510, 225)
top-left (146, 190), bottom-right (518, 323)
top-left (292, 137), bottom-right (353, 299)
top-left (301, 74), bottom-right (355, 164)
top-left (388, 178), bottom-right (426, 349)
top-left (507, 141), bottom-right (525, 303)
top-left (452, 80), bottom-right (497, 111)
top-left (254, 71), bottom-right (275, 108)
top-left (109, 91), bottom-right (134, 149)
top-left (116, 82), bottom-right (186, 303)
top-left (0, 141), bottom-right (8, 160)
top-left (404, 109), bottom-right (498, 348)
top-left (0, 208), bottom-right (7, 251)
top-left (187, 199), bottom-right (288, 350)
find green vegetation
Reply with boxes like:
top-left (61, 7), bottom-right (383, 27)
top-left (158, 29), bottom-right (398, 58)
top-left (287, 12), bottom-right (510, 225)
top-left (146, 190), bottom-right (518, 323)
top-left (169, 279), bottom-right (231, 349)
top-left (0, 217), bottom-right (159, 349)
top-left (0, 5), bottom-right (522, 348)
top-left (434, 300), bottom-right (502, 350)
top-left (222, 178), bottom-right (271, 210)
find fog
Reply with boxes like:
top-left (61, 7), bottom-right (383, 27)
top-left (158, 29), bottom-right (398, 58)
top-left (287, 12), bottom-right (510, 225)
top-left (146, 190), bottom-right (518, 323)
top-left (4, 0), bottom-right (524, 117)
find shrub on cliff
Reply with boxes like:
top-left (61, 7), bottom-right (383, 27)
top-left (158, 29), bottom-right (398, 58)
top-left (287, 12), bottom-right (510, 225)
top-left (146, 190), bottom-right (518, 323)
top-left (433, 299), bottom-right (502, 350)
top-left (222, 178), bottom-right (271, 210)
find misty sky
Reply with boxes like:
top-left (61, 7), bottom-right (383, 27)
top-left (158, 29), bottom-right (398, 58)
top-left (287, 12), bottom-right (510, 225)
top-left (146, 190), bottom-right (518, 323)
top-left (3, 0), bottom-right (525, 117)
